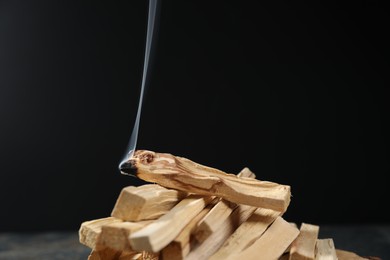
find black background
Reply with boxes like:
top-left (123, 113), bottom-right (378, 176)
top-left (1, 1), bottom-right (389, 231)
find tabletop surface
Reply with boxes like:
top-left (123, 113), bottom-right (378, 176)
top-left (0, 225), bottom-right (389, 260)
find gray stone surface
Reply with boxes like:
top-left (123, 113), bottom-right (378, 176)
top-left (0, 232), bottom-right (90, 260)
top-left (320, 225), bottom-right (390, 259)
top-left (0, 225), bottom-right (389, 259)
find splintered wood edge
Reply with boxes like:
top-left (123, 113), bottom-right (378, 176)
top-left (97, 220), bottom-right (152, 251)
top-left (79, 217), bottom-right (123, 249)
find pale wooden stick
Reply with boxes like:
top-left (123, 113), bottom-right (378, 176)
top-left (194, 199), bottom-right (236, 242)
top-left (80, 218), bottom-right (137, 259)
top-left (111, 184), bottom-right (187, 221)
top-left (185, 203), bottom-right (257, 260)
top-left (209, 207), bottom-right (281, 259)
top-left (283, 223), bottom-right (300, 254)
top-left (229, 217), bottom-right (300, 260)
top-left (124, 150), bottom-right (291, 212)
top-left (161, 205), bottom-right (213, 260)
top-left (129, 195), bottom-right (214, 253)
top-left (79, 218), bottom-right (151, 258)
top-left (79, 217), bottom-right (123, 249)
top-left (315, 239), bottom-right (337, 260)
top-left (194, 167), bottom-right (256, 242)
top-left (289, 223), bottom-right (320, 260)
top-left (97, 220), bottom-right (152, 251)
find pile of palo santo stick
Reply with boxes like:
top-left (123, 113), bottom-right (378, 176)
top-left (79, 150), bottom-right (377, 260)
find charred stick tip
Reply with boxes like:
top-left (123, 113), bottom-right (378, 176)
top-left (120, 160), bottom-right (137, 176)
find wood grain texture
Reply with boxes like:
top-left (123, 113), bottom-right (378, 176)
top-left (126, 150), bottom-right (291, 212)
top-left (161, 205), bottom-right (212, 260)
top-left (193, 167), bottom-right (256, 243)
top-left (185, 203), bottom-right (257, 260)
top-left (210, 207), bottom-right (281, 259)
top-left (111, 184), bottom-right (187, 221)
top-left (79, 217), bottom-right (123, 249)
top-left (289, 223), bottom-right (320, 260)
top-left (97, 220), bottom-right (152, 252)
top-left (228, 216), bottom-right (300, 260)
top-left (194, 199), bottom-right (236, 242)
top-left (129, 195), bottom-right (213, 253)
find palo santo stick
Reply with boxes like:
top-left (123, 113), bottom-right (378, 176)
top-left (79, 217), bottom-right (123, 249)
top-left (185, 203), bottom-right (257, 260)
top-left (229, 217), bottom-right (300, 260)
top-left (97, 220), bottom-right (152, 251)
top-left (111, 184), bottom-right (187, 221)
top-left (290, 223), bottom-right (320, 260)
top-left (209, 207), bottom-right (282, 260)
top-left (194, 199), bottom-right (236, 242)
top-left (315, 239), bottom-right (337, 260)
top-left (194, 167), bottom-right (256, 242)
top-left (283, 223), bottom-right (300, 254)
top-left (161, 205), bottom-right (213, 260)
top-left (120, 150), bottom-right (291, 212)
top-left (129, 195), bottom-right (214, 253)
